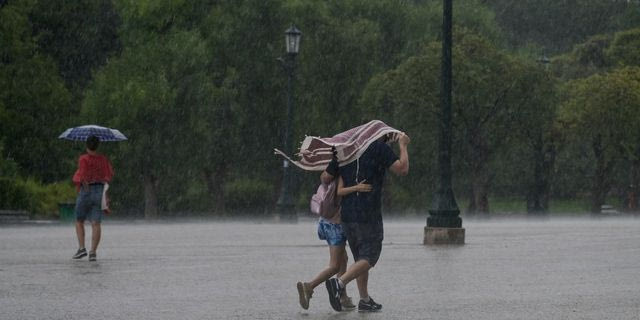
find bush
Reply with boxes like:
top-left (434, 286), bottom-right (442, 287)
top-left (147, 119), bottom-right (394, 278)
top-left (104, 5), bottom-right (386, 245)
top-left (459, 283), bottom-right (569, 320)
top-left (223, 178), bottom-right (274, 213)
top-left (0, 178), bottom-right (75, 217)
top-left (0, 178), bottom-right (30, 210)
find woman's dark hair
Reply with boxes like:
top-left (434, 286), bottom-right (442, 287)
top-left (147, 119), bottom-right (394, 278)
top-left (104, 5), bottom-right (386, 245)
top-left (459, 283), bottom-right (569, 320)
top-left (86, 135), bottom-right (100, 151)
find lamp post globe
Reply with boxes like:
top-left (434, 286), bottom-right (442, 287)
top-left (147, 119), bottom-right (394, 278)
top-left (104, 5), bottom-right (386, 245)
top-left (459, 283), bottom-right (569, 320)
top-left (276, 24), bottom-right (302, 221)
top-left (285, 25), bottom-right (302, 55)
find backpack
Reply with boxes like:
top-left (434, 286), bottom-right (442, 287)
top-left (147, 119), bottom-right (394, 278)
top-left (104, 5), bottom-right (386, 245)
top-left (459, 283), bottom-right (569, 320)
top-left (310, 180), bottom-right (341, 219)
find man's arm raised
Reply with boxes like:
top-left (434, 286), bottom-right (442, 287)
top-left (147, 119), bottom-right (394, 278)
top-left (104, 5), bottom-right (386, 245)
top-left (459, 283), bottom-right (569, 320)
top-left (389, 133), bottom-right (410, 176)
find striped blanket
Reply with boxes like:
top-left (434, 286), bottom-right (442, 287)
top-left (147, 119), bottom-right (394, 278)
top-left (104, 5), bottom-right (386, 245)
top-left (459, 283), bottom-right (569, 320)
top-left (274, 120), bottom-right (401, 171)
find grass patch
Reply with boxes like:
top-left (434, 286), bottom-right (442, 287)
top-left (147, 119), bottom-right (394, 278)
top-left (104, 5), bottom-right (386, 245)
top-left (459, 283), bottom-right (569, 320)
top-left (547, 198), bottom-right (591, 214)
top-left (455, 196), bottom-right (593, 215)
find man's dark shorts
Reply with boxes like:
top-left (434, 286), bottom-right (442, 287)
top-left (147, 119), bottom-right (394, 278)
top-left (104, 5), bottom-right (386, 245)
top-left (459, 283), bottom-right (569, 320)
top-left (342, 221), bottom-right (384, 267)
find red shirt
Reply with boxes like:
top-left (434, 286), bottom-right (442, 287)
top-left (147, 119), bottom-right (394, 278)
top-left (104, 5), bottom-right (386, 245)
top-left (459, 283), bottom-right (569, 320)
top-left (72, 153), bottom-right (114, 189)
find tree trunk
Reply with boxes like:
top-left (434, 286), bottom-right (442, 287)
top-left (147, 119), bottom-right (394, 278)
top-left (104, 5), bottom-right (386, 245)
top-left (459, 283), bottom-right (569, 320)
top-left (591, 136), bottom-right (611, 214)
top-left (540, 142), bottom-right (556, 211)
top-left (204, 163), bottom-right (226, 214)
top-left (527, 135), bottom-right (556, 214)
top-left (468, 169), bottom-right (490, 215)
top-left (143, 173), bottom-right (159, 219)
top-left (627, 150), bottom-right (640, 212)
top-left (467, 134), bottom-right (490, 215)
top-left (527, 137), bottom-right (544, 214)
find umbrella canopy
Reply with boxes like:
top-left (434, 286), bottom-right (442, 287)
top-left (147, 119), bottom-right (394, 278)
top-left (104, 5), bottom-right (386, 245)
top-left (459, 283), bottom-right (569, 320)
top-left (58, 125), bottom-right (127, 142)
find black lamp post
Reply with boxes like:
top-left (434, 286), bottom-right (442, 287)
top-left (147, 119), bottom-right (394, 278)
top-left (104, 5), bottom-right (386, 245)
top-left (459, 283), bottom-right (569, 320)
top-left (424, 0), bottom-right (464, 244)
top-left (276, 25), bottom-right (302, 220)
top-left (527, 53), bottom-right (552, 215)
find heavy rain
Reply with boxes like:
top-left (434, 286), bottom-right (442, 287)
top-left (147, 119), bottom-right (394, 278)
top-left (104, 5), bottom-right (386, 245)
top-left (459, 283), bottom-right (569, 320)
top-left (1, 1), bottom-right (640, 319)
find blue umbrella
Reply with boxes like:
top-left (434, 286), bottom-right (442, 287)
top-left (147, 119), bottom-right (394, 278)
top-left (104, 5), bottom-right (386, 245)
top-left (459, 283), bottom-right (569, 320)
top-left (58, 125), bottom-right (127, 142)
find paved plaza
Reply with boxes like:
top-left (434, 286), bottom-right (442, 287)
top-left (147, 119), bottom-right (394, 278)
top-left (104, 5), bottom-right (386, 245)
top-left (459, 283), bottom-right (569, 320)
top-left (1, 217), bottom-right (640, 319)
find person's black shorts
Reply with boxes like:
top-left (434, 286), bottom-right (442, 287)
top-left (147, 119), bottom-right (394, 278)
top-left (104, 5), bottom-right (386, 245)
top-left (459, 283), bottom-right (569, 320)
top-left (342, 221), bottom-right (384, 267)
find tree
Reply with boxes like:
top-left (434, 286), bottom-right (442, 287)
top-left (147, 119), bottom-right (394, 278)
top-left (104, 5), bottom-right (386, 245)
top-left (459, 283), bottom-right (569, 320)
top-left (29, 0), bottom-right (121, 94)
top-left (361, 29), bottom-right (554, 214)
top-left (83, 0), bottom-right (225, 218)
top-left (201, 0), bottom-right (287, 196)
top-left (553, 28), bottom-right (640, 81)
top-left (483, 0), bottom-right (640, 53)
top-left (607, 28), bottom-right (640, 67)
top-left (558, 67), bottom-right (640, 213)
top-left (0, 0), bottom-right (73, 182)
top-left (359, 53), bottom-right (440, 210)
top-left (513, 64), bottom-right (558, 214)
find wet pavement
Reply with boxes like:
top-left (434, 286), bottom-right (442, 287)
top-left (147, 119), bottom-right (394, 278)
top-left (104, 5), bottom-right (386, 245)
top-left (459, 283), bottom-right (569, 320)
top-left (1, 217), bottom-right (640, 320)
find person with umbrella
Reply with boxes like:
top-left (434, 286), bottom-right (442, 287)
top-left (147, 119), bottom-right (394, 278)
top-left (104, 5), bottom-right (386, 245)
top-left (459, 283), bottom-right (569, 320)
top-left (60, 125), bottom-right (125, 261)
top-left (70, 135), bottom-right (114, 262)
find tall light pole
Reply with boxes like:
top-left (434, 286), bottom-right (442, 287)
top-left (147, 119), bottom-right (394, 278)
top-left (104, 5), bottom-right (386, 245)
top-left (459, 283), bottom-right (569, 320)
top-left (528, 53), bottom-right (551, 215)
top-left (276, 25), bottom-right (302, 221)
top-left (424, 0), bottom-right (465, 245)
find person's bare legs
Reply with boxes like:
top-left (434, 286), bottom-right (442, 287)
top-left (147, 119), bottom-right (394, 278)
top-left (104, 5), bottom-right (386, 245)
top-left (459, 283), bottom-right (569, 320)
top-left (355, 270), bottom-right (369, 299)
top-left (336, 250), bottom-right (356, 308)
top-left (90, 222), bottom-right (101, 254)
top-left (308, 245), bottom-right (345, 288)
top-left (75, 220), bottom-right (85, 249)
top-left (338, 259), bottom-right (371, 286)
top-left (298, 245), bottom-right (346, 309)
top-left (337, 249), bottom-right (348, 278)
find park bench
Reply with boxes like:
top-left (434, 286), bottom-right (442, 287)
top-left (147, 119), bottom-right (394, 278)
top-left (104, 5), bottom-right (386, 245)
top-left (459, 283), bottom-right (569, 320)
top-left (600, 204), bottom-right (620, 214)
top-left (0, 210), bottom-right (30, 223)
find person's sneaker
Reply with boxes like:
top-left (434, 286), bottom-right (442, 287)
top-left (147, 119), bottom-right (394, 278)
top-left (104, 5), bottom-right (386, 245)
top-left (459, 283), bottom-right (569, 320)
top-left (324, 278), bottom-right (342, 311)
top-left (296, 282), bottom-right (313, 310)
top-left (88, 252), bottom-right (97, 262)
top-left (340, 295), bottom-right (356, 310)
top-left (358, 297), bottom-right (382, 312)
top-left (72, 248), bottom-right (87, 259)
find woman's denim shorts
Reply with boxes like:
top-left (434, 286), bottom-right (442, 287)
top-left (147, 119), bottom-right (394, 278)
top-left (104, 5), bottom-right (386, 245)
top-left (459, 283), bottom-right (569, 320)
top-left (317, 219), bottom-right (346, 246)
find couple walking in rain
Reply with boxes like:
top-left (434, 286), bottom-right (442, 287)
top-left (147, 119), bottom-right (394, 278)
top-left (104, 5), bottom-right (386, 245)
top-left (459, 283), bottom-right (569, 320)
top-left (276, 120), bottom-right (410, 312)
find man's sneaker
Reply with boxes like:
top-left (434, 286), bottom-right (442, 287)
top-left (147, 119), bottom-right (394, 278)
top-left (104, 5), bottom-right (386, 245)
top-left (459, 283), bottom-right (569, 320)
top-left (296, 282), bottom-right (313, 310)
top-left (88, 252), bottom-right (97, 262)
top-left (72, 248), bottom-right (87, 259)
top-left (340, 295), bottom-right (356, 310)
top-left (324, 278), bottom-right (342, 311)
top-left (358, 297), bottom-right (382, 312)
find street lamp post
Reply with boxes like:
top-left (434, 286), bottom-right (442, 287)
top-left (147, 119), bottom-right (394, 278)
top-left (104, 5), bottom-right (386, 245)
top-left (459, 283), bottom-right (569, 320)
top-left (276, 25), bottom-right (302, 221)
top-left (527, 54), bottom-right (552, 215)
top-left (424, 0), bottom-right (465, 245)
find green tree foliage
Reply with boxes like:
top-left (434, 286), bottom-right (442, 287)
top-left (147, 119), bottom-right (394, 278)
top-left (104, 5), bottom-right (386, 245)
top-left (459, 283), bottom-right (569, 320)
top-left (553, 27), bottom-right (640, 81)
top-left (0, 0), bottom-right (73, 182)
top-left (361, 29), bottom-right (553, 214)
top-left (201, 0), bottom-right (287, 187)
top-left (607, 28), bottom-right (640, 67)
top-left (451, 31), bottom-right (550, 214)
top-left (29, 0), bottom-right (121, 93)
top-left (553, 34), bottom-right (614, 80)
top-left (558, 67), bottom-right (640, 212)
top-left (3, 0), bottom-right (640, 216)
top-left (484, 0), bottom-right (640, 53)
top-left (83, 1), bottom-right (225, 217)
top-left (0, 142), bottom-right (19, 178)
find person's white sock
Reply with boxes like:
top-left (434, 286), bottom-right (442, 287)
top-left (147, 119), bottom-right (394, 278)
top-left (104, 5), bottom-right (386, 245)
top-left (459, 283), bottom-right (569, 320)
top-left (361, 296), bottom-right (370, 302)
top-left (338, 279), bottom-right (345, 289)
